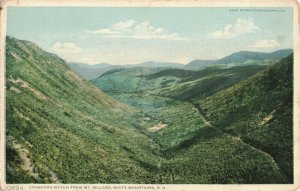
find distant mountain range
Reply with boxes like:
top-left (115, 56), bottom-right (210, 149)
top-left (67, 62), bottom-right (122, 80)
top-left (214, 49), bottom-right (293, 64)
top-left (67, 61), bottom-right (184, 80)
top-left (186, 49), bottom-right (293, 67)
top-left (70, 62), bottom-right (111, 68)
top-left (68, 49), bottom-right (293, 80)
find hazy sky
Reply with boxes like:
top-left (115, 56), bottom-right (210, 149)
top-left (7, 7), bottom-right (293, 65)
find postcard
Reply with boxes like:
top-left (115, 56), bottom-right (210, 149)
top-left (0, 0), bottom-right (299, 191)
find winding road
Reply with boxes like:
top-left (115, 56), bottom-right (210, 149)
top-left (188, 100), bottom-right (289, 182)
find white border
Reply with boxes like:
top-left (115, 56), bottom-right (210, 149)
top-left (0, 1), bottom-right (299, 191)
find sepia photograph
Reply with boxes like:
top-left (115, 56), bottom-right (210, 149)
top-left (0, 0), bottom-right (299, 190)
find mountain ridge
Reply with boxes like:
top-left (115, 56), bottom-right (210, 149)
top-left (186, 49), bottom-right (293, 67)
top-left (68, 49), bottom-right (293, 80)
top-left (214, 49), bottom-right (293, 64)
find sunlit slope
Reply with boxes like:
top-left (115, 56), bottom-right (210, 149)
top-left (93, 65), bottom-right (267, 101)
top-left (148, 65), bottom-right (267, 100)
top-left (5, 36), bottom-right (162, 183)
top-left (196, 54), bottom-right (293, 182)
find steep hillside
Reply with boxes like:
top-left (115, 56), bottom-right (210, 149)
top-left (5, 36), bottom-right (163, 183)
top-left (196, 54), bottom-right (293, 181)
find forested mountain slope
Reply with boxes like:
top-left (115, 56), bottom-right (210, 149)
top-left (5, 36), bottom-right (163, 183)
top-left (197, 54), bottom-right (293, 181)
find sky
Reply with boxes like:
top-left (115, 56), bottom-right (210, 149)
top-left (7, 7), bottom-right (293, 65)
